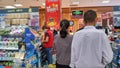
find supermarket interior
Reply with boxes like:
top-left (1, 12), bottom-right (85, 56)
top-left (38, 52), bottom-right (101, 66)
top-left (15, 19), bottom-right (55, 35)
top-left (0, 0), bottom-right (120, 68)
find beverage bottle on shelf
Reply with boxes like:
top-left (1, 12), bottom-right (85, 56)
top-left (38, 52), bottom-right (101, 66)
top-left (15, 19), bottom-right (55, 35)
top-left (13, 52), bottom-right (15, 58)
top-left (2, 52), bottom-right (5, 60)
top-left (0, 51), bottom-right (3, 60)
top-left (11, 51), bottom-right (15, 60)
top-left (9, 52), bottom-right (12, 60)
top-left (8, 61), bottom-right (10, 66)
top-left (0, 42), bottom-right (1, 49)
top-left (4, 52), bottom-right (7, 60)
top-left (9, 61), bottom-right (13, 66)
top-left (13, 41), bottom-right (16, 48)
top-left (3, 41), bottom-right (5, 48)
top-left (7, 52), bottom-right (11, 60)
top-left (0, 51), bottom-right (2, 60)
top-left (4, 41), bottom-right (8, 49)
top-left (0, 36), bottom-right (1, 41)
top-left (11, 52), bottom-right (14, 59)
top-left (11, 38), bottom-right (14, 41)
top-left (15, 41), bottom-right (18, 48)
top-left (9, 41), bottom-right (12, 48)
top-left (6, 40), bottom-right (9, 48)
top-left (6, 52), bottom-right (9, 60)
top-left (0, 41), bottom-right (3, 49)
top-left (5, 62), bottom-right (8, 66)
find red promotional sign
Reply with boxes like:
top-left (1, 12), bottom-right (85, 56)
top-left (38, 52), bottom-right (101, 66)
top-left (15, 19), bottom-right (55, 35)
top-left (46, 0), bottom-right (61, 28)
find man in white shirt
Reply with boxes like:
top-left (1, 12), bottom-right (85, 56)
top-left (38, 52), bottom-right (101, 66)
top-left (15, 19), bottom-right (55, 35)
top-left (70, 10), bottom-right (113, 68)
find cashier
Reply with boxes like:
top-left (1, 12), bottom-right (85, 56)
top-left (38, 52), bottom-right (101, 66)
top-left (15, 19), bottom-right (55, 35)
top-left (115, 35), bottom-right (120, 45)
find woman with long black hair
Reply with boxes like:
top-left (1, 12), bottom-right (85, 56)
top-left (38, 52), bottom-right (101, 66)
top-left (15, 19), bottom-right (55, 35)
top-left (54, 19), bottom-right (73, 68)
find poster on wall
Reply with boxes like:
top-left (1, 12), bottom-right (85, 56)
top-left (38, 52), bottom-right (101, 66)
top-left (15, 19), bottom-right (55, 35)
top-left (101, 12), bottom-right (113, 27)
top-left (29, 12), bottom-right (39, 30)
top-left (46, 0), bottom-right (61, 28)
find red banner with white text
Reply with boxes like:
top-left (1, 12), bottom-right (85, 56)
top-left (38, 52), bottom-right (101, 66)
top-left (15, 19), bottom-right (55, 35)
top-left (46, 0), bottom-right (61, 29)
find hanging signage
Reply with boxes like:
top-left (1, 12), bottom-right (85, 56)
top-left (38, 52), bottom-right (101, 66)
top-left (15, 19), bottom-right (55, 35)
top-left (72, 10), bottom-right (83, 18)
top-left (72, 10), bottom-right (83, 15)
top-left (0, 7), bottom-right (39, 13)
top-left (46, 0), bottom-right (61, 28)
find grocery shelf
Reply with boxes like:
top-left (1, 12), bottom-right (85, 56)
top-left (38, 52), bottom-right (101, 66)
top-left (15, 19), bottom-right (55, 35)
top-left (0, 48), bottom-right (18, 50)
top-left (0, 7), bottom-right (40, 68)
top-left (0, 60), bottom-right (13, 62)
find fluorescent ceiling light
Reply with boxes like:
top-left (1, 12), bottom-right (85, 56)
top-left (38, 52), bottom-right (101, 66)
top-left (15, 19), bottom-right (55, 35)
top-left (5, 6), bottom-right (16, 9)
top-left (72, 1), bottom-right (79, 5)
top-left (102, 0), bottom-right (110, 3)
top-left (14, 4), bottom-right (23, 7)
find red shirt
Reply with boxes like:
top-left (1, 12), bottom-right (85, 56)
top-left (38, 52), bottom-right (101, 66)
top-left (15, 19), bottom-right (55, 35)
top-left (43, 29), bottom-right (54, 48)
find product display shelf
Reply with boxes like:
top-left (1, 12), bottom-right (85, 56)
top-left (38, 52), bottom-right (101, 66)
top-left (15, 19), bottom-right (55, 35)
top-left (109, 26), bottom-right (120, 68)
top-left (0, 26), bottom-right (26, 68)
top-left (0, 48), bottom-right (18, 51)
top-left (0, 8), bottom-right (40, 68)
top-left (14, 27), bottom-right (40, 68)
top-left (4, 13), bottom-right (30, 26)
top-left (111, 42), bottom-right (120, 68)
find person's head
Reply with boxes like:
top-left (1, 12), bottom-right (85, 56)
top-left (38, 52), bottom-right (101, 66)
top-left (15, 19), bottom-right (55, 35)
top-left (38, 29), bottom-right (43, 35)
top-left (118, 35), bottom-right (120, 39)
top-left (84, 10), bottom-right (97, 26)
top-left (60, 19), bottom-right (70, 38)
top-left (42, 25), bottom-right (50, 32)
top-left (79, 21), bottom-right (85, 29)
top-left (18, 41), bottom-right (26, 50)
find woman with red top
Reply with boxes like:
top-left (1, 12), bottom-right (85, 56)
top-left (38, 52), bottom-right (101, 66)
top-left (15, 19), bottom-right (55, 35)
top-left (42, 25), bottom-right (54, 67)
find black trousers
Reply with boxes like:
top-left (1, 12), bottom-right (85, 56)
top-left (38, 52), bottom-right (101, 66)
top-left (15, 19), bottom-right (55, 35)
top-left (56, 63), bottom-right (71, 68)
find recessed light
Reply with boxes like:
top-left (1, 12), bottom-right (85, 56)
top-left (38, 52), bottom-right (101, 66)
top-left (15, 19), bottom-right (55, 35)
top-left (42, 3), bottom-right (45, 6)
top-left (72, 1), bottom-right (79, 5)
top-left (102, 0), bottom-right (110, 3)
top-left (14, 4), bottom-right (23, 7)
top-left (5, 6), bottom-right (16, 9)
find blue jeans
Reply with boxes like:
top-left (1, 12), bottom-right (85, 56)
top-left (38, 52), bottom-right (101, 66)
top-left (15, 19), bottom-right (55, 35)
top-left (45, 48), bottom-right (53, 64)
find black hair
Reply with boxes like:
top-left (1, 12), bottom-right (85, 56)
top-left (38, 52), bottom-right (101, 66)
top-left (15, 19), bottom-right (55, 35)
top-left (84, 10), bottom-right (97, 24)
top-left (60, 19), bottom-right (70, 38)
top-left (42, 25), bottom-right (47, 30)
top-left (18, 41), bottom-right (26, 50)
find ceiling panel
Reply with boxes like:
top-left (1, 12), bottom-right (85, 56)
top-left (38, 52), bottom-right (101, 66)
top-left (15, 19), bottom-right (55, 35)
top-left (0, 0), bottom-right (120, 9)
